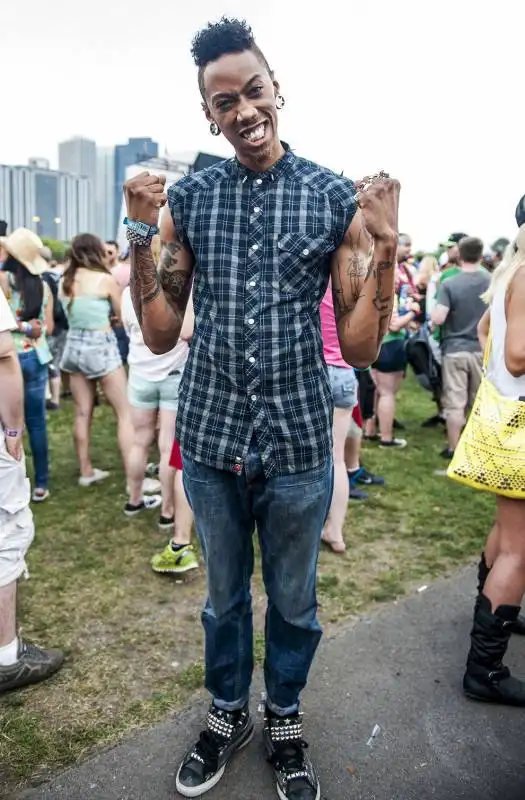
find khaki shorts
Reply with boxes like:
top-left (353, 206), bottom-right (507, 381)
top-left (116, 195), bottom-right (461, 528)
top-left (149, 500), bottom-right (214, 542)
top-left (442, 351), bottom-right (483, 419)
top-left (0, 435), bottom-right (35, 588)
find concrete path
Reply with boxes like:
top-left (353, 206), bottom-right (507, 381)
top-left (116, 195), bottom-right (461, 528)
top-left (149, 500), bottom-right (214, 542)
top-left (18, 568), bottom-right (525, 800)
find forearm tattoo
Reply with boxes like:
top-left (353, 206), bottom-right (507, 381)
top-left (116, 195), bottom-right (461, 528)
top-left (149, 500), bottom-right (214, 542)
top-left (129, 244), bottom-right (160, 325)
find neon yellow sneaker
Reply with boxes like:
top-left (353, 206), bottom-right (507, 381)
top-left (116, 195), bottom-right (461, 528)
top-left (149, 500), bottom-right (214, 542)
top-left (151, 543), bottom-right (198, 575)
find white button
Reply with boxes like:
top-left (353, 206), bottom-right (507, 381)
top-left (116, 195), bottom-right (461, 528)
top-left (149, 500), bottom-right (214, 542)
top-left (251, 394), bottom-right (257, 401)
top-left (235, 456), bottom-right (242, 462)
top-left (249, 356), bottom-right (255, 363)
top-left (249, 280), bottom-right (256, 287)
top-left (254, 207), bottom-right (261, 213)
top-left (248, 318), bottom-right (255, 325)
top-left (302, 248), bottom-right (309, 256)
top-left (251, 244), bottom-right (259, 252)
top-left (255, 179), bottom-right (262, 185)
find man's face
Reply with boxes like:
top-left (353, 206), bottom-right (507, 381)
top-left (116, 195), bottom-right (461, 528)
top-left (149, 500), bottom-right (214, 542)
top-left (448, 244), bottom-right (459, 263)
top-left (105, 244), bottom-right (118, 266)
top-left (203, 50), bottom-right (280, 168)
top-left (397, 236), bottom-right (412, 262)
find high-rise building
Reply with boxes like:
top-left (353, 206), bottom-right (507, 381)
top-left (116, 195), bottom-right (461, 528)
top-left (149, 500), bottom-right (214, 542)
top-left (59, 137), bottom-right (97, 229)
top-left (0, 162), bottom-right (91, 241)
top-left (96, 146), bottom-right (115, 241)
top-left (114, 137), bottom-right (158, 234)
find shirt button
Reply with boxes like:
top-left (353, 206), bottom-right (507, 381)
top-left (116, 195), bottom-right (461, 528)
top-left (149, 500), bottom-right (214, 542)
top-left (249, 280), bottom-right (256, 287)
top-left (249, 356), bottom-right (255, 363)
top-left (254, 207), bottom-right (261, 213)
top-left (251, 244), bottom-right (259, 252)
top-left (248, 318), bottom-right (255, 325)
top-left (302, 248), bottom-right (310, 256)
top-left (251, 394), bottom-right (257, 401)
top-left (255, 179), bottom-right (262, 185)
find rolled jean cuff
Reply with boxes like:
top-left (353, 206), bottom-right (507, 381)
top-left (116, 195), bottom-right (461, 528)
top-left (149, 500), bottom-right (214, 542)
top-left (266, 697), bottom-right (299, 717)
top-left (213, 695), bottom-right (249, 713)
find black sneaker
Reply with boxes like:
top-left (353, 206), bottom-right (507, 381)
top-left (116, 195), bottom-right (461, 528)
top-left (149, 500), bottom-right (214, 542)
top-left (348, 467), bottom-right (385, 487)
top-left (0, 639), bottom-right (64, 695)
top-left (176, 702), bottom-right (253, 797)
top-left (264, 707), bottom-right (320, 800)
top-left (440, 447), bottom-right (454, 459)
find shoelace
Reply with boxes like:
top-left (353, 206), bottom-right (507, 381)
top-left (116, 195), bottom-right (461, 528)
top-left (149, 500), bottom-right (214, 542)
top-left (268, 739), bottom-right (311, 783)
top-left (192, 730), bottom-right (224, 773)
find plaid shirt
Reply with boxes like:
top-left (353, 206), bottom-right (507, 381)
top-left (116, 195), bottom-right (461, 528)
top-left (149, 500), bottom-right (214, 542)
top-left (170, 148), bottom-right (356, 477)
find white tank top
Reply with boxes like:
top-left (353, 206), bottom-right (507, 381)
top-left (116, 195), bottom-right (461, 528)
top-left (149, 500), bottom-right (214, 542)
top-left (487, 282), bottom-right (525, 399)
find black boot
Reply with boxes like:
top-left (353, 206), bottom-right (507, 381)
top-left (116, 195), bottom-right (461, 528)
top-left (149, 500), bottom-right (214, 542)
top-left (475, 553), bottom-right (525, 635)
top-left (463, 594), bottom-right (525, 705)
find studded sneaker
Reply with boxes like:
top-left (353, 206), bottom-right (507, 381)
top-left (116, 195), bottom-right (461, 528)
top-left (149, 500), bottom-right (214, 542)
top-left (176, 702), bottom-right (254, 797)
top-left (264, 707), bottom-right (320, 800)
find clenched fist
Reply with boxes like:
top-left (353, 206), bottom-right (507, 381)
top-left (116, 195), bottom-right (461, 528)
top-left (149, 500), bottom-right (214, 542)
top-left (355, 172), bottom-right (400, 243)
top-left (123, 172), bottom-right (167, 227)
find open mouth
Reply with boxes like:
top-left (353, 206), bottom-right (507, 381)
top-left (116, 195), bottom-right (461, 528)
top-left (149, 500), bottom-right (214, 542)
top-left (240, 122), bottom-right (267, 144)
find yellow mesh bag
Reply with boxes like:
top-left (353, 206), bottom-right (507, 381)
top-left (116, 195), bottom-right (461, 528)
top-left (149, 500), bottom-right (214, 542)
top-left (447, 331), bottom-right (525, 499)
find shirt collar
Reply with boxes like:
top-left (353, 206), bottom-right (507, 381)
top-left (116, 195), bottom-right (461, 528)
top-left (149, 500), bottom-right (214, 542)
top-left (229, 141), bottom-right (295, 183)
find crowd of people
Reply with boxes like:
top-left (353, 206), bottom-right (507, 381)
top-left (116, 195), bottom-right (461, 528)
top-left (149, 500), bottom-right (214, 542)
top-left (1, 15), bottom-right (525, 800)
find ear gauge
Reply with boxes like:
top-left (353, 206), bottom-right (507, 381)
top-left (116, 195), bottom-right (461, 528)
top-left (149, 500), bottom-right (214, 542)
top-left (209, 122), bottom-right (221, 136)
top-left (276, 95), bottom-right (285, 110)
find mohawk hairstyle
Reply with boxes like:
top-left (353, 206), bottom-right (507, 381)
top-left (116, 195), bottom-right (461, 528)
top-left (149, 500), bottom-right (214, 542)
top-left (191, 17), bottom-right (273, 97)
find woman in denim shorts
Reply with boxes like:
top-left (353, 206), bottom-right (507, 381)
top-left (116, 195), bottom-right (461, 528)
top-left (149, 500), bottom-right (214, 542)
top-left (60, 234), bottom-right (133, 487)
top-left (319, 283), bottom-right (358, 553)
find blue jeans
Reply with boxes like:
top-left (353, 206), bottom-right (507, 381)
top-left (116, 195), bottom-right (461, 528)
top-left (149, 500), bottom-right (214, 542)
top-left (183, 440), bottom-right (333, 715)
top-left (19, 350), bottom-right (49, 490)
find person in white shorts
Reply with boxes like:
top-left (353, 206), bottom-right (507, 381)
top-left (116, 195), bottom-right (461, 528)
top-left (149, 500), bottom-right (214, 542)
top-left (121, 263), bottom-right (198, 575)
top-left (0, 288), bottom-right (64, 693)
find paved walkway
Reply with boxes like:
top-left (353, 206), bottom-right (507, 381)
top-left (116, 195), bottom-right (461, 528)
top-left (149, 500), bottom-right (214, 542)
top-left (19, 568), bottom-right (525, 800)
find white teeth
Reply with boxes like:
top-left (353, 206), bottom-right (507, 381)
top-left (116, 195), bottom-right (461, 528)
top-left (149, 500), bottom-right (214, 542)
top-left (243, 124), bottom-right (265, 142)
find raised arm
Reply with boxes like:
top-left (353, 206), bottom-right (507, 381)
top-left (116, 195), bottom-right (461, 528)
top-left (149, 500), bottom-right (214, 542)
top-left (124, 173), bottom-right (195, 354)
top-left (331, 175), bottom-right (400, 368)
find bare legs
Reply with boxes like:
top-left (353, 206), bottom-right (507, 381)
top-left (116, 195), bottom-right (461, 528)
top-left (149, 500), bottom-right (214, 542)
top-left (70, 374), bottom-right (96, 478)
top-left (99, 368), bottom-right (134, 482)
top-left (374, 370), bottom-right (404, 443)
top-left (0, 582), bottom-right (16, 647)
top-left (484, 498), bottom-right (525, 608)
top-left (70, 368), bottom-right (133, 481)
top-left (322, 407), bottom-right (353, 552)
top-left (127, 407), bottom-right (158, 506)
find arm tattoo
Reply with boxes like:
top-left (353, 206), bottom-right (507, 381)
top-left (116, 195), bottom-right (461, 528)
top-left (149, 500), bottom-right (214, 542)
top-left (371, 261), bottom-right (394, 312)
top-left (158, 241), bottom-right (193, 322)
top-left (129, 244), bottom-right (161, 325)
top-left (333, 230), bottom-right (371, 321)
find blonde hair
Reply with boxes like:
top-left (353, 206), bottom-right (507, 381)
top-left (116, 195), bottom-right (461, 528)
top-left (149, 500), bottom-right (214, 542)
top-left (483, 224), bottom-right (525, 304)
top-left (417, 255), bottom-right (438, 287)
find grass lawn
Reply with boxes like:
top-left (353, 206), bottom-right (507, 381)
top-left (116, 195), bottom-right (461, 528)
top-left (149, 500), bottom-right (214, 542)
top-left (0, 374), bottom-right (495, 792)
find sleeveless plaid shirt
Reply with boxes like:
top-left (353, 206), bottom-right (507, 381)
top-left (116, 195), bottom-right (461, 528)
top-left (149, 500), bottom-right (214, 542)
top-left (171, 148), bottom-right (356, 477)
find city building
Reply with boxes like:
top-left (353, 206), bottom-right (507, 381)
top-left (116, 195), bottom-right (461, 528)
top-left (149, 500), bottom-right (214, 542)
top-left (114, 138), bottom-right (159, 234)
top-left (96, 146), bottom-right (115, 241)
top-left (59, 137), bottom-right (97, 230)
top-left (0, 162), bottom-right (92, 241)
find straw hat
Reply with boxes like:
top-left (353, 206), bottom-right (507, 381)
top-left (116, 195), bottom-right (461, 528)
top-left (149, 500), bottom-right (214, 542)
top-left (0, 228), bottom-right (48, 275)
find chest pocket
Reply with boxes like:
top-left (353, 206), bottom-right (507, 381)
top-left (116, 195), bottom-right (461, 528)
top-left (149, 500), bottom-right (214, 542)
top-left (277, 233), bottom-right (334, 298)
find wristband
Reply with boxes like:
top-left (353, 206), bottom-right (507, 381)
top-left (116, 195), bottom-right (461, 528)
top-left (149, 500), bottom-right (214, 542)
top-left (4, 428), bottom-right (24, 438)
top-left (19, 321), bottom-right (32, 335)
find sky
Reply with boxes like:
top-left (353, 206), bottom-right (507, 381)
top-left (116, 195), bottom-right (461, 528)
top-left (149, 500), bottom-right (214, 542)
top-left (1, 0), bottom-right (523, 250)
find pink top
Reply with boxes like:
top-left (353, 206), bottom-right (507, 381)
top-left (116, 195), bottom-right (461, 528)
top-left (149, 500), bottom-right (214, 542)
top-left (112, 262), bottom-right (131, 289)
top-left (320, 283), bottom-right (350, 369)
